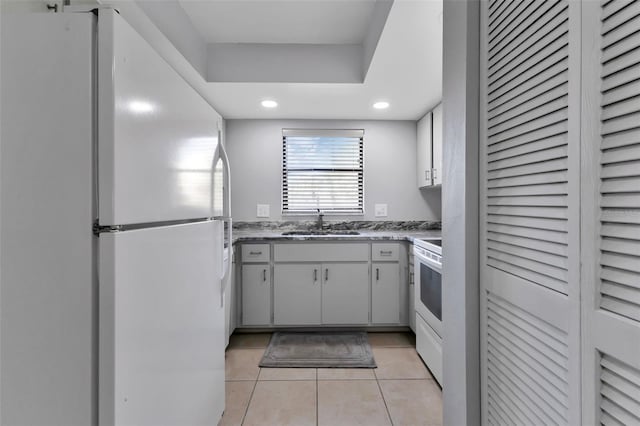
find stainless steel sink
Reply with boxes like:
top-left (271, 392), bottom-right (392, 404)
top-left (281, 230), bottom-right (329, 235)
top-left (281, 230), bottom-right (360, 236)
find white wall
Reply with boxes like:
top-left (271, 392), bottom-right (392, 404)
top-left (136, 0), bottom-right (208, 78)
top-left (1, 13), bottom-right (96, 424)
top-left (1, 0), bottom-right (49, 13)
top-left (0, 4), bottom-right (3, 422)
top-left (1, 0), bottom-right (104, 14)
top-left (441, 0), bottom-right (480, 424)
top-left (226, 119), bottom-right (441, 222)
top-left (207, 43), bottom-right (362, 83)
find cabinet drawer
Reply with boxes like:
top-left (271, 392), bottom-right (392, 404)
top-left (274, 243), bottom-right (368, 262)
top-left (416, 313), bottom-right (442, 386)
top-left (241, 244), bottom-right (270, 262)
top-left (372, 243), bottom-right (399, 261)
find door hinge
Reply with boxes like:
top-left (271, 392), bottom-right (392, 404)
top-left (93, 220), bottom-right (123, 235)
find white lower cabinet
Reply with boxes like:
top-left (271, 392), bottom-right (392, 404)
top-left (409, 248), bottom-right (415, 332)
top-left (321, 263), bottom-right (369, 324)
top-left (372, 262), bottom-right (400, 324)
top-left (224, 250), bottom-right (236, 347)
top-left (241, 264), bottom-right (271, 326)
top-left (239, 241), bottom-right (408, 328)
top-left (274, 263), bottom-right (369, 325)
top-left (273, 264), bottom-right (322, 325)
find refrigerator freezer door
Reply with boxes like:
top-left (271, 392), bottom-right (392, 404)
top-left (98, 10), bottom-right (220, 226)
top-left (99, 221), bottom-right (224, 425)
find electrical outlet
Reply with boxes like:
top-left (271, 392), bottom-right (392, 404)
top-left (374, 204), bottom-right (388, 217)
top-left (256, 204), bottom-right (270, 218)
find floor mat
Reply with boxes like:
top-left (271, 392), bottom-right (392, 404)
top-left (259, 331), bottom-right (376, 368)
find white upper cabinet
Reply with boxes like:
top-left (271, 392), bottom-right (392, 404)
top-left (432, 103), bottom-right (443, 186)
top-left (416, 111), bottom-right (433, 188)
top-left (416, 103), bottom-right (443, 188)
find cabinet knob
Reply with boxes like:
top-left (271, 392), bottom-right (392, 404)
top-left (376, 268), bottom-right (380, 281)
top-left (263, 269), bottom-right (267, 282)
top-left (313, 269), bottom-right (318, 282)
top-left (249, 251), bottom-right (262, 255)
top-left (325, 268), bottom-right (329, 281)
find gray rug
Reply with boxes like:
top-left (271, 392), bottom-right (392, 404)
top-left (259, 331), bottom-right (376, 368)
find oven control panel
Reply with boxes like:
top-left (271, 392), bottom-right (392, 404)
top-left (414, 245), bottom-right (442, 265)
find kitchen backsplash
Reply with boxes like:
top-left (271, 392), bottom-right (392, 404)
top-left (233, 220), bottom-right (441, 231)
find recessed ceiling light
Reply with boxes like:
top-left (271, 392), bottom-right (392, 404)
top-left (373, 101), bottom-right (390, 109)
top-left (261, 100), bottom-right (278, 108)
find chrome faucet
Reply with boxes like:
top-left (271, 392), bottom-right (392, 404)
top-left (316, 209), bottom-right (324, 230)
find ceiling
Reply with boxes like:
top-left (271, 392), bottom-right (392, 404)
top-left (179, 1), bottom-right (378, 44)
top-left (114, 0), bottom-right (443, 120)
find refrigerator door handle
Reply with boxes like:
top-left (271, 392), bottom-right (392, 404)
top-left (217, 128), bottom-right (233, 306)
top-left (218, 128), bottom-right (231, 219)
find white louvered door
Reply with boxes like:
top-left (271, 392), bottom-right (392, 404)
top-left (479, 0), bottom-right (582, 424)
top-left (582, 1), bottom-right (640, 424)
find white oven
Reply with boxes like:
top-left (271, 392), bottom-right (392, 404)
top-left (414, 238), bottom-right (442, 386)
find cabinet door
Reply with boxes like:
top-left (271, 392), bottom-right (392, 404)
top-left (416, 112), bottom-right (433, 188)
top-left (480, 0), bottom-right (581, 423)
top-left (581, 2), bottom-right (640, 424)
top-left (225, 253), bottom-right (236, 346)
top-left (432, 103), bottom-right (443, 186)
top-left (321, 263), bottom-right (369, 324)
top-left (372, 263), bottom-right (400, 324)
top-left (274, 264), bottom-right (321, 325)
top-left (241, 264), bottom-right (271, 326)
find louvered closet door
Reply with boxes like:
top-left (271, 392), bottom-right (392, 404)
top-left (479, 0), bottom-right (582, 424)
top-left (581, 1), bottom-right (640, 424)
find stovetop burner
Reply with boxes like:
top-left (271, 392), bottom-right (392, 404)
top-left (418, 238), bottom-right (441, 247)
top-left (414, 237), bottom-right (442, 255)
top-left (422, 238), bottom-right (441, 247)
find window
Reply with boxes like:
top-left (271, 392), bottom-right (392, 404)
top-left (282, 129), bottom-right (364, 214)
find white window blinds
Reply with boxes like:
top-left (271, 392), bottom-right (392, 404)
top-left (282, 129), bottom-right (364, 214)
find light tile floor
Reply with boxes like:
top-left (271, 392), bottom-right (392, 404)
top-left (219, 332), bottom-right (443, 426)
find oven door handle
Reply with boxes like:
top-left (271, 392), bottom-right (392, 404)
top-left (415, 254), bottom-right (442, 272)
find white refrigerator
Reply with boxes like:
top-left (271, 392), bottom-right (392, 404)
top-left (1, 9), bottom-right (231, 426)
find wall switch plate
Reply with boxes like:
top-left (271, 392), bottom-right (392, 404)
top-left (256, 204), bottom-right (270, 218)
top-left (374, 204), bottom-right (388, 217)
